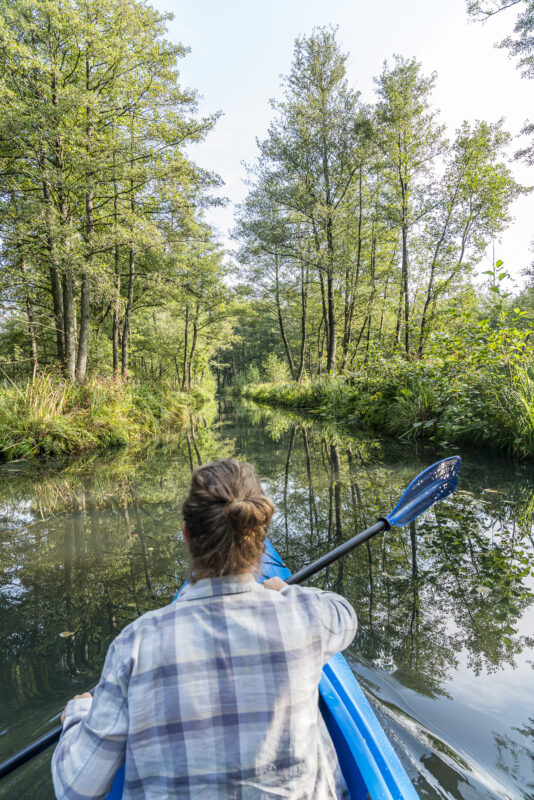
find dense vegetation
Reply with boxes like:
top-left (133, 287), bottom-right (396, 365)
top-left (0, 0), bottom-right (533, 459)
top-left (0, 0), bottom-right (236, 384)
top-left (0, 0), bottom-right (236, 455)
top-left (222, 22), bottom-right (534, 459)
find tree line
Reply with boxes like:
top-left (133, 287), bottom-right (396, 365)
top-left (0, 0), bottom-right (231, 388)
top-left (1, 3), bottom-right (532, 395)
top-left (226, 26), bottom-right (530, 383)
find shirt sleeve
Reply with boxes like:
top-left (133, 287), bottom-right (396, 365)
top-left (51, 638), bottom-right (129, 800)
top-left (292, 586), bottom-right (357, 663)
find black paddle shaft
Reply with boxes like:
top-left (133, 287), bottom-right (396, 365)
top-left (0, 681), bottom-right (96, 780)
top-left (0, 725), bottom-right (62, 779)
top-left (287, 518), bottom-right (390, 585)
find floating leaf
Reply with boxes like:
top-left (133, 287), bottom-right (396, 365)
top-left (59, 631), bottom-right (75, 638)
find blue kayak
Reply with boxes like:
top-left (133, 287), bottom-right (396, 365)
top-left (105, 538), bottom-right (419, 799)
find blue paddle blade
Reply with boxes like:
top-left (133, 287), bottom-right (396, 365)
top-left (386, 455), bottom-right (461, 527)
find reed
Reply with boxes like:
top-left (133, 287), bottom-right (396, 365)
top-left (0, 373), bottom-right (208, 461)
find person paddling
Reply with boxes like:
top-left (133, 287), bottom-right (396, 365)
top-left (52, 458), bottom-right (357, 799)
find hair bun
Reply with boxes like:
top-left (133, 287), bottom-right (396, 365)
top-left (182, 458), bottom-right (275, 580)
top-left (226, 497), bottom-right (269, 531)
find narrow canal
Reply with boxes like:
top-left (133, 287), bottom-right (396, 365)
top-left (1, 400), bottom-right (532, 799)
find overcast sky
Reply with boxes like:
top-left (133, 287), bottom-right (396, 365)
top-left (158, 0), bottom-right (533, 289)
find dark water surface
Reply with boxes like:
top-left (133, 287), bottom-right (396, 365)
top-left (0, 400), bottom-right (533, 799)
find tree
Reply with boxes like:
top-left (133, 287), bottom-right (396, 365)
top-left (466, 0), bottom-right (534, 272)
top-left (0, 0), bottom-right (219, 383)
top-left (241, 27), bottom-right (364, 373)
top-left (374, 56), bottom-right (446, 355)
top-left (418, 120), bottom-right (522, 354)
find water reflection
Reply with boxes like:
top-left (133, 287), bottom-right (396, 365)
top-left (239, 401), bottom-right (534, 799)
top-left (0, 401), bottom-right (532, 800)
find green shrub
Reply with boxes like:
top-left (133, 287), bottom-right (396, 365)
top-left (241, 349), bottom-right (534, 460)
top-left (262, 354), bottom-right (290, 384)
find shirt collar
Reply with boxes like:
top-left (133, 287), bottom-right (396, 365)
top-left (177, 573), bottom-right (263, 602)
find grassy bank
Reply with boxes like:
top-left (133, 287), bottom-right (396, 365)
top-left (0, 374), bottom-right (213, 461)
top-left (242, 357), bottom-right (534, 460)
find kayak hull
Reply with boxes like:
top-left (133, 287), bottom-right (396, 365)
top-left (105, 539), bottom-right (419, 799)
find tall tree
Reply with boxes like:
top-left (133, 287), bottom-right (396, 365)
top-left (418, 120), bottom-right (522, 354)
top-left (466, 0), bottom-right (534, 272)
top-left (374, 56), bottom-right (446, 356)
top-left (241, 27), bottom-right (364, 373)
top-left (0, 0), bottom-right (219, 382)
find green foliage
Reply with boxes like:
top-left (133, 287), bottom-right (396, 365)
top-left (0, 373), bottom-right (213, 460)
top-left (262, 354), bottom-right (291, 384)
top-left (242, 317), bottom-right (534, 459)
top-left (0, 0), bottom-right (225, 385)
top-left (230, 28), bottom-right (523, 383)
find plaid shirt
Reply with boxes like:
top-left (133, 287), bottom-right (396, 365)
top-left (52, 575), bottom-right (357, 799)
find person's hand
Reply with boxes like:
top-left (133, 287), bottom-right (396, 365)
top-left (263, 577), bottom-right (287, 591)
top-left (61, 692), bottom-right (93, 724)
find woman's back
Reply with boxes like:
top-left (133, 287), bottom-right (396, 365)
top-left (121, 575), bottom-right (354, 797)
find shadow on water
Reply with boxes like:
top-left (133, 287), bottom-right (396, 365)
top-left (0, 398), bottom-right (533, 799)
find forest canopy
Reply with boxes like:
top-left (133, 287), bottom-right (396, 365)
top-left (0, 0), bottom-right (232, 387)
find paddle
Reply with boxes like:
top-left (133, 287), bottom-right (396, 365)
top-left (0, 454), bottom-right (461, 780)
top-left (287, 454), bottom-right (461, 584)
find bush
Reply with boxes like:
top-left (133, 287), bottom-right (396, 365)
top-left (262, 354), bottom-right (290, 384)
top-left (241, 345), bottom-right (534, 460)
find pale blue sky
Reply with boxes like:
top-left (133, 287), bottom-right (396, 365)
top-left (159, 0), bottom-right (533, 288)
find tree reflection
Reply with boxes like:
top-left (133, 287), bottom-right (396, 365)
top-left (258, 410), bottom-right (534, 697)
top-left (0, 401), bottom-right (533, 799)
top-left (0, 416), bottom-right (225, 761)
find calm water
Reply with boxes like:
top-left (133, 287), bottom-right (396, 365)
top-left (0, 400), bottom-right (533, 799)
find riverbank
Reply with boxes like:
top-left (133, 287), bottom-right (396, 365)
top-left (241, 359), bottom-right (534, 460)
top-left (0, 374), bottom-right (213, 461)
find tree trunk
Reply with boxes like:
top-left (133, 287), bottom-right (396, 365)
top-left (401, 179), bottom-right (410, 355)
top-left (274, 255), bottom-right (295, 378)
top-left (318, 269), bottom-right (329, 367)
top-left (395, 278), bottom-right (403, 347)
top-left (181, 302), bottom-right (189, 391)
top-left (296, 262), bottom-right (308, 383)
top-left (187, 304), bottom-right (199, 390)
top-left (113, 251), bottom-right (121, 376)
top-left (63, 270), bottom-right (76, 380)
top-left (121, 242), bottom-right (134, 379)
top-left (42, 180), bottom-right (65, 364)
top-left (76, 265), bottom-right (90, 381)
top-left (378, 275), bottom-right (390, 343)
top-left (341, 166), bottom-right (363, 370)
top-left (20, 259), bottom-right (38, 376)
top-left (325, 215), bottom-right (337, 372)
top-left (76, 59), bottom-right (93, 382)
top-left (112, 167), bottom-right (121, 377)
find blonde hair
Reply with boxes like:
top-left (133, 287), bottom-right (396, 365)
top-left (182, 458), bottom-right (275, 581)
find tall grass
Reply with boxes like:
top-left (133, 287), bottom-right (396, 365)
top-left (242, 360), bottom-right (534, 460)
top-left (0, 374), bottom-right (207, 461)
